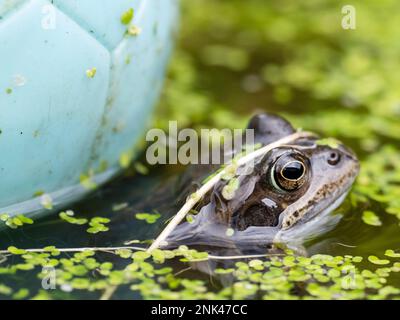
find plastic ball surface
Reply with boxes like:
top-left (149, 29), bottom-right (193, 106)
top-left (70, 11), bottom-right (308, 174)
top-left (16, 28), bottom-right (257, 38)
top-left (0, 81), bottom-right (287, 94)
top-left (0, 0), bottom-right (178, 218)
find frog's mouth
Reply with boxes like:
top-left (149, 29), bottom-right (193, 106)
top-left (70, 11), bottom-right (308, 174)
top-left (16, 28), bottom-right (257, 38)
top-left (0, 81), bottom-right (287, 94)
top-left (273, 187), bottom-right (351, 244)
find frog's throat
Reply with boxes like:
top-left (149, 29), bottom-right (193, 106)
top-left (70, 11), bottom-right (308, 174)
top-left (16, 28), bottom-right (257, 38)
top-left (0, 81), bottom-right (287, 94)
top-left (274, 191), bottom-right (348, 244)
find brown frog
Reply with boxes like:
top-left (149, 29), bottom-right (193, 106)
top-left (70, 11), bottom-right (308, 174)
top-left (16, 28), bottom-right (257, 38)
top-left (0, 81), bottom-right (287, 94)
top-left (165, 113), bottom-right (360, 249)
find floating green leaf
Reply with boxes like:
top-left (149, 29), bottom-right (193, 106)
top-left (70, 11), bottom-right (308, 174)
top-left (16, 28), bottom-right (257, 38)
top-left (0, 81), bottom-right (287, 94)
top-left (362, 211), bottom-right (382, 227)
top-left (40, 194), bottom-right (53, 210)
top-left (385, 250), bottom-right (400, 258)
top-left (7, 246), bottom-right (27, 255)
top-left (86, 67), bottom-right (97, 79)
top-left (135, 213), bottom-right (161, 224)
top-left (59, 211), bottom-right (88, 225)
top-left (316, 138), bottom-right (341, 149)
top-left (368, 256), bottom-right (390, 265)
top-left (121, 8), bottom-right (134, 25)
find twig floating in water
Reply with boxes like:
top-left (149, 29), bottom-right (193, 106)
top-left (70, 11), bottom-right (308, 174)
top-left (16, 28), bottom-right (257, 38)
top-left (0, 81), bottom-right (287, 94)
top-left (0, 246), bottom-right (284, 261)
top-left (335, 242), bottom-right (357, 248)
top-left (0, 246), bottom-right (147, 255)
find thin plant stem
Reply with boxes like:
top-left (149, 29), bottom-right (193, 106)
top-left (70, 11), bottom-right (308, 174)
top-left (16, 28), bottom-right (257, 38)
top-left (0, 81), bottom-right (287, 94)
top-left (0, 246), bottom-right (146, 255)
top-left (100, 285), bottom-right (118, 300)
top-left (0, 246), bottom-right (285, 261)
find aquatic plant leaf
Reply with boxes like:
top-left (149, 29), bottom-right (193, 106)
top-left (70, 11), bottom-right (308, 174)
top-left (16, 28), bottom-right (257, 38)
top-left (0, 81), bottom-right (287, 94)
top-left (362, 211), bottom-right (382, 227)
top-left (135, 213), bottom-right (161, 224)
top-left (385, 250), bottom-right (400, 258)
top-left (368, 256), bottom-right (390, 265)
top-left (121, 8), bottom-right (134, 25)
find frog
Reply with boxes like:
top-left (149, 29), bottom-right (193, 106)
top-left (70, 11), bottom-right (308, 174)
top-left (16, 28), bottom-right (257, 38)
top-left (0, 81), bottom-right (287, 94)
top-left (164, 113), bottom-right (360, 250)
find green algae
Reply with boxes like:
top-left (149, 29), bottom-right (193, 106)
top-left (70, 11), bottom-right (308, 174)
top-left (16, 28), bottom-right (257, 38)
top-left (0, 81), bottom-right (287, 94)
top-left (85, 67), bottom-right (97, 79)
top-left (135, 213), bottom-right (161, 224)
top-left (1, 246), bottom-right (400, 300)
top-left (120, 8), bottom-right (134, 25)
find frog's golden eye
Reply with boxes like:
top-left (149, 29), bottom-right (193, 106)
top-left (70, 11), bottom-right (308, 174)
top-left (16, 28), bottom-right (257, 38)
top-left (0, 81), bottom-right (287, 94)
top-left (271, 156), bottom-right (308, 191)
top-left (281, 161), bottom-right (305, 180)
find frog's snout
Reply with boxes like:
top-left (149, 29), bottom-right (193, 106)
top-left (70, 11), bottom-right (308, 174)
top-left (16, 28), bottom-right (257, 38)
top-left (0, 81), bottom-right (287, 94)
top-left (324, 142), bottom-right (360, 178)
top-left (340, 143), bottom-right (358, 162)
top-left (338, 143), bottom-right (360, 177)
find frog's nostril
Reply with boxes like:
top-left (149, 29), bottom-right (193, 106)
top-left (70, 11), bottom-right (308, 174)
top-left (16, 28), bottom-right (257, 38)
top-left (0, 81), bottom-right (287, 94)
top-left (328, 152), bottom-right (341, 165)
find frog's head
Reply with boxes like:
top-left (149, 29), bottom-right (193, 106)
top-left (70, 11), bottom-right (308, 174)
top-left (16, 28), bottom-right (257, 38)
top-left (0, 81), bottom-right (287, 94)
top-left (223, 136), bottom-right (359, 234)
top-left (166, 114), bottom-right (360, 248)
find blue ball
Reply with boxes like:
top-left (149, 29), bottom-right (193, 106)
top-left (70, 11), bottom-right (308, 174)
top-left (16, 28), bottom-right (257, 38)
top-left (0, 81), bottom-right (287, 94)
top-left (0, 0), bottom-right (178, 219)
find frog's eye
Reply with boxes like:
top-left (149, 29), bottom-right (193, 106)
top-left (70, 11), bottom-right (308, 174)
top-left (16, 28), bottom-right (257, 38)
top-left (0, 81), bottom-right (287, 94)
top-left (271, 156), bottom-right (308, 191)
top-left (281, 161), bottom-right (305, 180)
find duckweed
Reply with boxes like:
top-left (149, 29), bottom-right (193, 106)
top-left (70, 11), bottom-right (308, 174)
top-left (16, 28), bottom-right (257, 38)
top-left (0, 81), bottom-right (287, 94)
top-left (127, 25), bottom-right (141, 36)
top-left (40, 194), bottom-right (53, 210)
top-left (135, 213), bottom-right (161, 224)
top-left (59, 211), bottom-right (88, 225)
top-left (86, 68), bottom-right (97, 79)
top-left (221, 178), bottom-right (240, 201)
top-left (120, 8), bottom-right (134, 25)
top-left (119, 151), bottom-right (133, 169)
top-left (316, 138), bottom-right (341, 149)
top-left (1, 0), bottom-right (400, 301)
top-left (368, 256), bottom-right (390, 266)
top-left (1, 243), bottom-right (399, 300)
top-left (1, 214), bottom-right (33, 229)
top-left (79, 173), bottom-right (97, 190)
top-left (385, 250), bottom-right (400, 258)
top-left (86, 217), bottom-right (111, 234)
top-left (362, 211), bottom-right (382, 227)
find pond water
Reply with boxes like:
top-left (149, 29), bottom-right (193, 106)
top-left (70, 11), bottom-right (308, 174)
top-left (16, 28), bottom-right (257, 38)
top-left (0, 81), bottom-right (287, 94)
top-left (0, 155), bottom-right (399, 300)
top-left (1, 0), bottom-right (400, 300)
